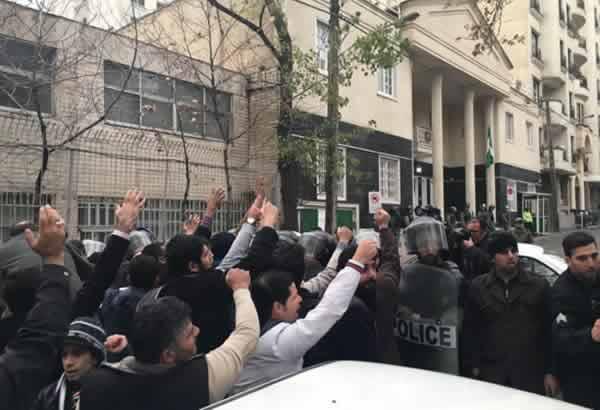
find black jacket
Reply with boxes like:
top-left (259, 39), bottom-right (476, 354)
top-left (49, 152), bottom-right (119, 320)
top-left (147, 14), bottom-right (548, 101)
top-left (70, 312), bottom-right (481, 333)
top-left (161, 226), bottom-right (278, 353)
top-left (550, 269), bottom-right (600, 409)
top-left (461, 246), bottom-right (491, 282)
top-left (0, 234), bottom-right (130, 410)
top-left (80, 356), bottom-right (209, 410)
top-left (463, 268), bottom-right (552, 395)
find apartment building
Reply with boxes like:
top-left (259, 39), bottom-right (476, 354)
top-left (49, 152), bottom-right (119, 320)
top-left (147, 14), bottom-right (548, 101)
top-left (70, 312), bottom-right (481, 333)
top-left (8, 0), bottom-right (171, 29)
top-left (0, 0), bottom-right (255, 240)
top-left (502, 0), bottom-right (600, 228)
top-left (127, 0), bottom-right (551, 231)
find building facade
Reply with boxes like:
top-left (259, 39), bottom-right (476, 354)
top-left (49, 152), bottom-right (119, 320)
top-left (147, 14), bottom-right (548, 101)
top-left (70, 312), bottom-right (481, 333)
top-left (502, 0), bottom-right (600, 228)
top-left (0, 0), bottom-right (255, 241)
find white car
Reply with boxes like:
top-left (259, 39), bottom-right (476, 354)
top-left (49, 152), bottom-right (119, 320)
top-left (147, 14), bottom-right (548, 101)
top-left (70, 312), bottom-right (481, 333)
top-left (208, 361), bottom-right (583, 410)
top-left (518, 243), bottom-right (567, 285)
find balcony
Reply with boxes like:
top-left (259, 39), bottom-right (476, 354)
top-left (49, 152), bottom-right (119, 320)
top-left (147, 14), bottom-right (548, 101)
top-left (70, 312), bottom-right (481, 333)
top-left (578, 37), bottom-right (587, 51)
top-left (573, 48), bottom-right (588, 68)
top-left (415, 126), bottom-right (432, 154)
top-left (575, 78), bottom-right (590, 100)
top-left (548, 101), bottom-right (569, 131)
top-left (541, 148), bottom-right (577, 175)
top-left (571, 3), bottom-right (587, 31)
top-left (576, 124), bottom-right (593, 154)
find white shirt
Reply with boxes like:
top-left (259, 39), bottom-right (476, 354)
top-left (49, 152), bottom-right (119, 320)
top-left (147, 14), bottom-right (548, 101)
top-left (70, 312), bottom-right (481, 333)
top-left (230, 264), bottom-right (361, 395)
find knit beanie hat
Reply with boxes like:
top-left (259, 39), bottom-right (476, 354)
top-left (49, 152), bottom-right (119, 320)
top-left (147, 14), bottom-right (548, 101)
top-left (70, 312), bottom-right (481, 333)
top-left (63, 316), bottom-right (107, 364)
top-left (488, 231), bottom-right (518, 256)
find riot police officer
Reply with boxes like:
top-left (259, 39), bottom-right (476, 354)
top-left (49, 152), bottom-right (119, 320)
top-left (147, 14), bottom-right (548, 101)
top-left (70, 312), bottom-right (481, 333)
top-left (396, 217), bottom-right (465, 375)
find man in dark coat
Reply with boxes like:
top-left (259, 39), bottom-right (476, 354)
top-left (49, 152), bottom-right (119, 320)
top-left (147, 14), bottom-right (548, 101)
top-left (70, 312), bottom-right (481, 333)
top-left (551, 231), bottom-right (600, 409)
top-left (463, 231), bottom-right (559, 396)
top-left (0, 190), bottom-right (145, 410)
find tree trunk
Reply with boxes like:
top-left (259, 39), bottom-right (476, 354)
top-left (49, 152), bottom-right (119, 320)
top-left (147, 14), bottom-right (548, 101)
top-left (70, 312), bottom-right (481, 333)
top-left (324, 0), bottom-right (341, 234)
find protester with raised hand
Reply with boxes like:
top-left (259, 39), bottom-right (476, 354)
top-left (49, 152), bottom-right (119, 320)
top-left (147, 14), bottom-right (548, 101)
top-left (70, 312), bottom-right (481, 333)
top-left (230, 240), bottom-right (377, 395)
top-left (184, 187), bottom-right (226, 240)
top-left (80, 268), bottom-right (259, 410)
top-left (0, 206), bottom-right (72, 410)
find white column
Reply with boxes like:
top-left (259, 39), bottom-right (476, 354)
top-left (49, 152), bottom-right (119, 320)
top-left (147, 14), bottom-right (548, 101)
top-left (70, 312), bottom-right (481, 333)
top-left (485, 98), bottom-right (496, 210)
top-left (432, 74), bottom-right (444, 214)
top-left (464, 89), bottom-right (476, 209)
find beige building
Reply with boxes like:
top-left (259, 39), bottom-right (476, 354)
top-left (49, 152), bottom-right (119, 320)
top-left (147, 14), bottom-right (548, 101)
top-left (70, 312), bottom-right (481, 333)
top-left (0, 0), bottom-right (256, 241)
top-left (502, 0), bottom-right (600, 227)
top-left (126, 0), bottom-right (554, 230)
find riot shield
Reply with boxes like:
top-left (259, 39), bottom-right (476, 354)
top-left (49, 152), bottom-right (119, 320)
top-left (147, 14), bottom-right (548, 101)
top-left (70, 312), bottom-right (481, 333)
top-left (395, 261), bottom-right (464, 375)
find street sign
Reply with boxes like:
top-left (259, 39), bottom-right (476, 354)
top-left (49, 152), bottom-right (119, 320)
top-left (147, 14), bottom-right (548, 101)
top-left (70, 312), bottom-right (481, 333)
top-left (506, 180), bottom-right (517, 212)
top-left (368, 191), bottom-right (382, 214)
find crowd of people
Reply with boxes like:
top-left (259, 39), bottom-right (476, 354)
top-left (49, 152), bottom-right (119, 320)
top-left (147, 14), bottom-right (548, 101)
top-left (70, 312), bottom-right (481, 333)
top-left (0, 181), bottom-right (598, 410)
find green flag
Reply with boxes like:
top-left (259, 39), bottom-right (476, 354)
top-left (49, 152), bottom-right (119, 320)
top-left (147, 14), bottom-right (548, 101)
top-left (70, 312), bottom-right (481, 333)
top-left (486, 127), bottom-right (494, 169)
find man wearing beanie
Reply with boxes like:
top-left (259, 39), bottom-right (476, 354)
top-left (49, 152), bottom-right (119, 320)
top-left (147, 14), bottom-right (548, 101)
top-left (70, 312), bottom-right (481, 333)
top-left (31, 317), bottom-right (107, 410)
top-left (462, 231), bottom-right (559, 397)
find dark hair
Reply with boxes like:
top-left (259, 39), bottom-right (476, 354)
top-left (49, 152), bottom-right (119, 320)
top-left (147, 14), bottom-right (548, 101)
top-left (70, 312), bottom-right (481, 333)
top-left (131, 297), bottom-right (191, 364)
top-left (470, 217), bottom-right (488, 232)
top-left (250, 270), bottom-right (295, 327)
top-left (9, 221), bottom-right (35, 237)
top-left (209, 232), bottom-right (236, 261)
top-left (272, 241), bottom-right (305, 288)
top-left (165, 234), bottom-right (210, 277)
top-left (487, 231), bottom-right (518, 256)
top-left (562, 231), bottom-right (597, 257)
top-left (129, 255), bottom-right (159, 290)
top-left (142, 243), bottom-right (164, 261)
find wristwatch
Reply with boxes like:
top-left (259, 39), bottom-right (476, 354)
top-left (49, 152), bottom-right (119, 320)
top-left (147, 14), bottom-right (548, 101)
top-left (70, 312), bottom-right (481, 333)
top-left (246, 217), bottom-right (257, 225)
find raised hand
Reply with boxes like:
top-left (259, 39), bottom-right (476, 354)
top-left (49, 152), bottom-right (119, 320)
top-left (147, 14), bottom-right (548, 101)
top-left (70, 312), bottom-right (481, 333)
top-left (115, 190), bottom-right (145, 234)
top-left (225, 268), bottom-right (251, 291)
top-left (336, 226), bottom-right (353, 244)
top-left (255, 176), bottom-right (266, 199)
top-left (352, 240), bottom-right (378, 265)
top-left (206, 187), bottom-right (226, 218)
top-left (261, 201), bottom-right (279, 228)
top-left (25, 205), bottom-right (66, 264)
top-left (183, 213), bottom-right (201, 235)
top-left (105, 334), bottom-right (128, 354)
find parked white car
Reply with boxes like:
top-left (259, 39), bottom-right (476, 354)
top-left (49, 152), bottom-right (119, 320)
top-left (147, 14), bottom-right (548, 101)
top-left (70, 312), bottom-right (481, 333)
top-left (208, 361), bottom-right (583, 410)
top-left (518, 243), bottom-right (567, 285)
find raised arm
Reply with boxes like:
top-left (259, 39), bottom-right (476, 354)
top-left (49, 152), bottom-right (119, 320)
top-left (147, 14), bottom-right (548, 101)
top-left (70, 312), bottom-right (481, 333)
top-left (72, 190), bottom-right (145, 318)
top-left (205, 268), bottom-right (259, 403)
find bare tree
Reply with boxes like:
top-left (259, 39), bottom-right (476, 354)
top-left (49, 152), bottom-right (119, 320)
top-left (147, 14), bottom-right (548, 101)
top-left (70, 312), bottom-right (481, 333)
top-left (0, 0), bottom-right (139, 214)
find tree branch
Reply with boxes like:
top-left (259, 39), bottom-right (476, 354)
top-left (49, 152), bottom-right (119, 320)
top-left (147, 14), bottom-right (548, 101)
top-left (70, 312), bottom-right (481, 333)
top-left (206, 0), bottom-right (281, 61)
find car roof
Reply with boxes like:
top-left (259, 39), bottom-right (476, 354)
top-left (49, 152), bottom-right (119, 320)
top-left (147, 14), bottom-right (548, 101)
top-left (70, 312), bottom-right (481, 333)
top-left (518, 243), bottom-right (567, 273)
top-left (208, 362), bottom-right (583, 410)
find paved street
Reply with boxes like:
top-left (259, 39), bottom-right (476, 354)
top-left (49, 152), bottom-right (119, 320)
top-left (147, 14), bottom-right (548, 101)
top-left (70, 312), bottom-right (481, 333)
top-left (535, 226), bottom-right (600, 255)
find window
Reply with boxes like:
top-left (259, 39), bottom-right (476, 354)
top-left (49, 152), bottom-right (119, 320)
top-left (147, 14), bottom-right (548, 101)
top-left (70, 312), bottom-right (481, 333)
top-left (530, 0), bottom-right (541, 13)
top-left (103, 61), bottom-right (232, 139)
top-left (505, 112), bottom-right (514, 143)
top-left (532, 77), bottom-right (541, 104)
top-left (569, 92), bottom-right (574, 118)
top-left (571, 135), bottom-right (576, 163)
top-left (577, 102), bottom-right (585, 123)
top-left (520, 257), bottom-right (559, 285)
top-left (0, 36), bottom-right (56, 113)
top-left (560, 40), bottom-right (566, 69)
top-left (559, 0), bottom-right (566, 22)
top-left (596, 43), bottom-right (600, 65)
top-left (316, 147), bottom-right (346, 201)
top-left (379, 156), bottom-right (401, 203)
top-left (539, 127), bottom-right (544, 148)
top-left (377, 66), bottom-right (395, 97)
top-left (527, 122), bottom-right (534, 146)
top-left (316, 20), bottom-right (329, 73)
top-left (133, 0), bottom-right (145, 6)
top-left (568, 49), bottom-right (573, 72)
top-left (0, 192), bottom-right (54, 241)
top-left (531, 30), bottom-right (542, 60)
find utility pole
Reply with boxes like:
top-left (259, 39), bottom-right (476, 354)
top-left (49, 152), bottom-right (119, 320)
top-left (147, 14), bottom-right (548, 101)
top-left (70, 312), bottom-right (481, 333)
top-left (545, 99), bottom-right (560, 232)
